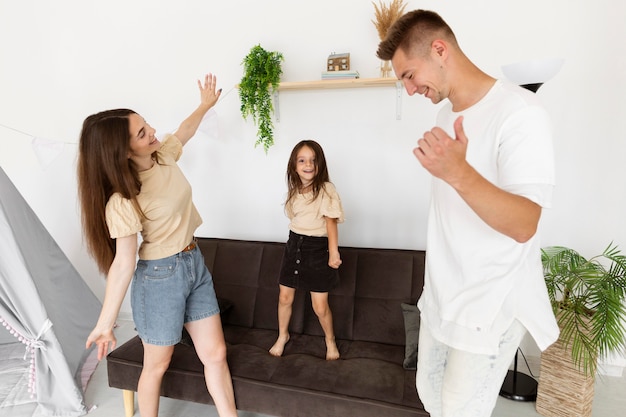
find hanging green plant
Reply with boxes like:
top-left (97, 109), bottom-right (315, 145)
top-left (239, 44), bottom-right (284, 153)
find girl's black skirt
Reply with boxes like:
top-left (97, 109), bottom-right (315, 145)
top-left (279, 231), bottom-right (339, 292)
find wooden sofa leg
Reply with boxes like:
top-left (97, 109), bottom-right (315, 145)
top-left (122, 390), bottom-right (135, 417)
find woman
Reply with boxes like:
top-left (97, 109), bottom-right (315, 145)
top-left (78, 74), bottom-right (237, 417)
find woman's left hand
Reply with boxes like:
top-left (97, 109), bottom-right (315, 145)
top-left (197, 73), bottom-right (222, 109)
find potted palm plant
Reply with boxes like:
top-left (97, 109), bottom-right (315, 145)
top-left (536, 243), bottom-right (626, 417)
top-left (239, 44), bottom-right (284, 153)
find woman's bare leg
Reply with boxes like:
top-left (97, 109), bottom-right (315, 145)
top-left (185, 315), bottom-right (238, 417)
top-left (137, 343), bottom-right (175, 417)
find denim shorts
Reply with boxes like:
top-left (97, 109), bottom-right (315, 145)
top-left (130, 244), bottom-right (220, 346)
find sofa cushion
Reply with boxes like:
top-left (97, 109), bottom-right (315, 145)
top-left (199, 239), bottom-right (309, 335)
top-left (342, 247), bottom-right (424, 346)
top-left (222, 325), bottom-right (420, 408)
top-left (401, 302), bottom-right (420, 370)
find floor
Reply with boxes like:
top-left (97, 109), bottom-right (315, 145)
top-left (4, 318), bottom-right (625, 417)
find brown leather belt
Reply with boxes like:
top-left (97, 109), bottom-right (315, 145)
top-left (182, 239), bottom-right (197, 252)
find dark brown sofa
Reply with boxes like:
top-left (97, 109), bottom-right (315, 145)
top-left (107, 237), bottom-right (429, 417)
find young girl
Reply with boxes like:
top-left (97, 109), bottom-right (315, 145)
top-left (269, 140), bottom-right (344, 360)
top-left (78, 74), bottom-right (238, 417)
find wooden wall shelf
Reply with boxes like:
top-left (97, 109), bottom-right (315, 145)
top-left (276, 77), bottom-right (404, 120)
top-left (277, 77), bottom-right (400, 91)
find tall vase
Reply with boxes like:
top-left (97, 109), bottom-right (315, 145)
top-left (535, 317), bottom-right (595, 417)
top-left (380, 60), bottom-right (393, 78)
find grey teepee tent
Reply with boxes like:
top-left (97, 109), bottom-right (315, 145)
top-left (0, 166), bottom-right (101, 416)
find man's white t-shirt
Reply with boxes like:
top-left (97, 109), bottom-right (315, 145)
top-left (417, 80), bottom-right (559, 355)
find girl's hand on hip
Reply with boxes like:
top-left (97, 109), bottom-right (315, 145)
top-left (328, 250), bottom-right (342, 269)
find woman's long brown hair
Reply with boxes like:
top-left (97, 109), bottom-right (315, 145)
top-left (77, 109), bottom-right (143, 275)
top-left (285, 140), bottom-right (330, 207)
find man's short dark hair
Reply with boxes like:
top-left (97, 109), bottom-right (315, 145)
top-left (376, 9), bottom-right (457, 61)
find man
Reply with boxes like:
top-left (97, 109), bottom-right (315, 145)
top-left (377, 10), bottom-right (559, 417)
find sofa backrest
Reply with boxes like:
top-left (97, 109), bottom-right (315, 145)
top-left (198, 238), bottom-right (425, 347)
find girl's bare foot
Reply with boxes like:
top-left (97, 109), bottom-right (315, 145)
top-left (269, 335), bottom-right (290, 357)
top-left (326, 337), bottom-right (340, 360)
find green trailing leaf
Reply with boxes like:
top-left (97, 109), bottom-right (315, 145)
top-left (541, 243), bottom-right (626, 376)
top-left (239, 44), bottom-right (284, 153)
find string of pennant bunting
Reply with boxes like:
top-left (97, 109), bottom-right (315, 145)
top-left (0, 122), bottom-right (71, 168)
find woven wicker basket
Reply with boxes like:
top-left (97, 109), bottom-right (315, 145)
top-left (536, 335), bottom-right (595, 417)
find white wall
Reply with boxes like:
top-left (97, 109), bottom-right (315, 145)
top-left (1, 0), bottom-right (625, 366)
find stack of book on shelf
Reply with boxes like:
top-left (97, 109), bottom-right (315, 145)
top-left (321, 70), bottom-right (360, 80)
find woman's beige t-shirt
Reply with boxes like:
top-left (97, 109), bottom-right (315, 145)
top-left (285, 182), bottom-right (344, 237)
top-left (105, 134), bottom-right (202, 260)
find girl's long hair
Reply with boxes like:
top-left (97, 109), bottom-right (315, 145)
top-left (285, 140), bottom-right (330, 206)
top-left (77, 109), bottom-right (143, 274)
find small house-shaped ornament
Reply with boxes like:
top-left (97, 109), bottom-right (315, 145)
top-left (327, 52), bottom-right (350, 71)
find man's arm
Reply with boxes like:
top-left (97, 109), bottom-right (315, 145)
top-left (414, 116), bottom-right (541, 243)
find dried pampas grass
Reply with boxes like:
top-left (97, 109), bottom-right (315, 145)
top-left (372, 0), bottom-right (408, 41)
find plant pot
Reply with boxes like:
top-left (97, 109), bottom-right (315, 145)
top-left (536, 334), bottom-right (595, 417)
